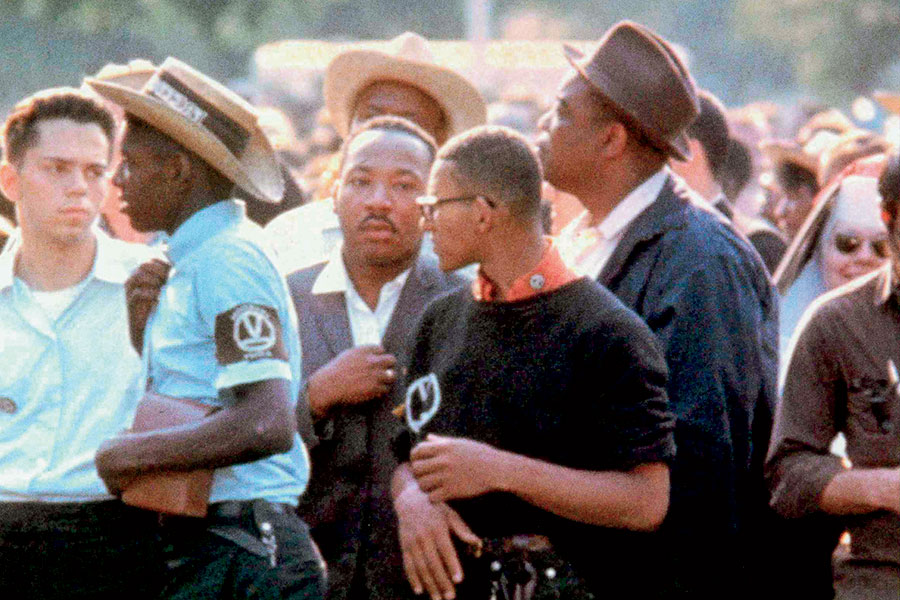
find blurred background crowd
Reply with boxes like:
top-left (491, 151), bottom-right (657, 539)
top-left (1, 0), bottom-right (898, 248)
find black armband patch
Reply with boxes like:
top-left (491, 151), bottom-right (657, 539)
top-left (215, 303), bottom-right (288, 365)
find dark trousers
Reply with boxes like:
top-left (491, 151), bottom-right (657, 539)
top-left (0, 500), bottom-right (163, 599)
top-left (159, 499), bottom-right (326, 599)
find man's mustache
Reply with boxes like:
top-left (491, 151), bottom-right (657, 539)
top-left (359, 215), bottom-right (398, 232)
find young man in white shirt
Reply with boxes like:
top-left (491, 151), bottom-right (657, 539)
top-left (0, 88), bottom-right (160, 599)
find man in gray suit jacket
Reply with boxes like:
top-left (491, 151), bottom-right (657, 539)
top-left (287, 116), bottom-right (466, 600)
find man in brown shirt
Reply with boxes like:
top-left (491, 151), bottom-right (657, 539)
top-left (767, 151), bottom-right (900, 600)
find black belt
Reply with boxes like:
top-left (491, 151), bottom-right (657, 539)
top-left (207, 500), bottom-right (293, 520)
top-left (205, 500), bottom-right (294, 564)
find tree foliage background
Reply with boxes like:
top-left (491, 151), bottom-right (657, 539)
top-left (1, 0), bottom-right (898, 115)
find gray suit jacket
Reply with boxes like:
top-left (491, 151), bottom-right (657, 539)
top-left (287, 251), bottom-right (466, 600)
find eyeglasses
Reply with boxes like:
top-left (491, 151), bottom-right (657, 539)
top-left (833, 233), bottom-right (890, 258)
top-left (415, 194), bottom-right (495, 220)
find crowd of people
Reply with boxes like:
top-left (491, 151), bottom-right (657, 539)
top-left (0, 17), bottom-right (897, 600)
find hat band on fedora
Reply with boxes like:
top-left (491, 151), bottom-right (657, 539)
top-left (149, 72), bottom-right (251, 157)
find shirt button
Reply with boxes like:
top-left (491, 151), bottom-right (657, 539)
top-left (529, 274), bottom-right (546, 290)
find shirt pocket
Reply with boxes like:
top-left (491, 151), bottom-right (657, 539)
top-left (846, 388), bottom-right (898, 467)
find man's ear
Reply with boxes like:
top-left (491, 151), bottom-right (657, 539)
top-left (166, 152), bottom-right (193, 190)
top-left (475, 196), bottom-right (494, 233)
top-left (598, 121), bottom-right (630, 159)
top-left (0, 162), bottom-right (19, 204)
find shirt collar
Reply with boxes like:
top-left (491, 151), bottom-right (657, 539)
top-left (167, 199), bottom-right (242, 264)
top-left (0, 237), bottom-right (16, 291)
top-left (0, 227), bottom-right (135, 291)
top-left (473, 237), bottom-right (579, 302)
top-left (595, 167), bottom-right (669, 240)
top-left (312, 243), bottom-right (352, 295)
top-left (93, 228), bottom-right (141, 284)
top-left (312, 242), bottom-right (411, 298)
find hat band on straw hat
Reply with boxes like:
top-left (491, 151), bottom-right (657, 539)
top-left (148, 72), bottom-right (251, 156)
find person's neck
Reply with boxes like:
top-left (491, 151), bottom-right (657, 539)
top-left (478, 226), bottom-right (546, 301)
top-left (576, 162), bottom-right (663, 227)
top-left (16, 231), bottom-right (96, 291)
top-left (691, 177), bottom-right (722, 203)
top-left (167, 187), bottom-right (224, 236)
top-left (343, 248), bottom-right (417, 311)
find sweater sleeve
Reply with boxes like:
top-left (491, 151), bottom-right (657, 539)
top-left (576, 305), bottom-right (677, 470)
top-left (765, 303), bottom-right (845, 519)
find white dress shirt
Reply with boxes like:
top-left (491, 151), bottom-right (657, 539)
top-left (312, 244), bottom-right (410, 345)
top-left (558, 168), bottom-right (669, 279)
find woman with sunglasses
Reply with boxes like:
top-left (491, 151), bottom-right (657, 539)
top-left (775, 155), bottom-right (890, 369)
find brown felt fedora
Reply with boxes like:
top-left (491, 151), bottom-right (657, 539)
top-left (86, 57), bottom-right (284, 203)
top-left (563, 21), bottom-right (700, 161)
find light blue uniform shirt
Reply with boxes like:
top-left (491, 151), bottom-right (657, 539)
top-left (0, 231), bottom-right (153, 501)
top-left (145, 199), bottom-right (308, 505)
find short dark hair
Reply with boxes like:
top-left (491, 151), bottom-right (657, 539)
top-left (686, 91), bottom-right (730, 182)
top-left (338, 115), bottom-right (437, 173)
top-left (880, 151), bottom-right (900, 223)
top-left (2, 88), bottom-right (115, 165)
top-left (775, 161), bottom-right (818, 195)
top-left (436, 125), bottom-right (543, 221)
top-left (720, 138), bottom-right (753, 203)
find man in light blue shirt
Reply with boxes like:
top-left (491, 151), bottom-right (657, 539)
top-left (0, 88), bottom-right (162, 598)
top-left (89, 57), bottom-right (323, 599)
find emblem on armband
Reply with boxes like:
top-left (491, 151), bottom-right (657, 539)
top-left (215, 304), bottom-right (287, 364)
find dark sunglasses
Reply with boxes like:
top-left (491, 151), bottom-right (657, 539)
top-left (416, 194), bottom-right (495, 220)
top-left (833, 233), bottom-right (890, 258)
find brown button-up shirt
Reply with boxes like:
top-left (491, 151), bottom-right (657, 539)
top-left (767, 264), bottom-right (900, 599)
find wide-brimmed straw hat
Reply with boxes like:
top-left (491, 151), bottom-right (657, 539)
top-left (86, 57), bottom-right (284, 203)
top-left (562, 21), bottom-right (700, 161)
top-left (323, 32), bottom-right (486, 139)
top-left (90, 59), bottom-right (157, 91)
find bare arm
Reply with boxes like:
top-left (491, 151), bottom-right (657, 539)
top-left (502, 455), bottom-right (669, 531)
top-left (820, 467), bottom-right (900, 516)
top-left (411, 434), bottom-right (670, 531)
top-left (96, 378), bottom-right (296, 495)
top-left (392, 463), bottom-right (480, 600)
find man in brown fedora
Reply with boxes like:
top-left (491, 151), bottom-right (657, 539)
top-left (86, 57), bottom-right (324, 599)
top-left (265, 32), bottom-right (487, 273)
top-left (537, 21), bottom-right (778, 598)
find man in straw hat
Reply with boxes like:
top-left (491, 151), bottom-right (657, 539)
top-left (0, 87), bottom-right (162, 598)
top-left (767, 150), bottom-right (900, 600)
top-left (265, 32), bottom-right (486, 273)
top-left (537, 21), bottom-right (778, 598)
top-left (87, 57), bottom-right (324, 599)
